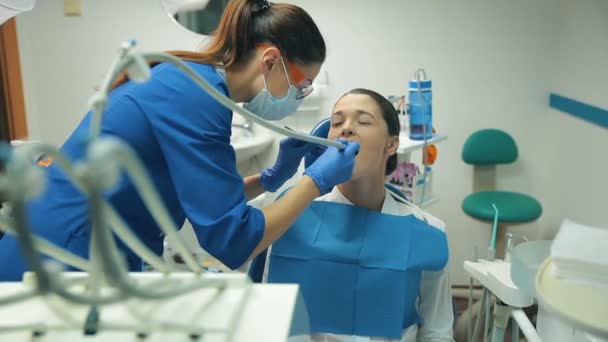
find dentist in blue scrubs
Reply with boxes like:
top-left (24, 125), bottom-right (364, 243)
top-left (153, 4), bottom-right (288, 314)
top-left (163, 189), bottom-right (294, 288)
top-left (0, 0), bottom-right (359, 280)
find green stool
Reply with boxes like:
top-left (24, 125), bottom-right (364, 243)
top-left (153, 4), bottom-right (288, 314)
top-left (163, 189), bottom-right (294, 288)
top-left (462, 129), bottom-right (542, 258)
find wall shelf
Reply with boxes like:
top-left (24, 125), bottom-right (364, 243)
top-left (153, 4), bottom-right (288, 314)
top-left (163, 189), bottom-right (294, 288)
top-left (389, 134), bottom-right (447, 208)
top-left (388, 183), bottom-right (440, 208)
top-left (397, 134), bottom-right (448, 155)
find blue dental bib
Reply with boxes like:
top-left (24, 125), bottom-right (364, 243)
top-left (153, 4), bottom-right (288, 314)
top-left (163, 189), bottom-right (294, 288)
top-left (267, 201), bottom-right (449, 339)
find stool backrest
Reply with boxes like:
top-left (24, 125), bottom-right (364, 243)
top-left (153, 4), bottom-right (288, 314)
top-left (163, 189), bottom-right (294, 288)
top-left (462, 129), bottom-right (518, 165)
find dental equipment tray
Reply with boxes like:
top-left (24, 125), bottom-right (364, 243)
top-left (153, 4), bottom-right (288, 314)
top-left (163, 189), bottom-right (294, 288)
top-left (464, 260), bottom-right (534, 308)
top-left (0, 273), bottom-right (303, 341)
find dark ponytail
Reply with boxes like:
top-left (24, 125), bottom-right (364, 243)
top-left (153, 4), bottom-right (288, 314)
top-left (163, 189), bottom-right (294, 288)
top-left (339, 89), bottom-right (401, 176)
top-left (113, 0), bottom-right (326, 88)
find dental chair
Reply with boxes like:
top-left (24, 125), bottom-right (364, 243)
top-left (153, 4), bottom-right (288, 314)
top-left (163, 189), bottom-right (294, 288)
top-left (248, 118), bottom-right (457, 334)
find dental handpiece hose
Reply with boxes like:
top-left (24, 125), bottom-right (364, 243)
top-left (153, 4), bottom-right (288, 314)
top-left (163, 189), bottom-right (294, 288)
top-left (88, 41), bottom-right (346, 150)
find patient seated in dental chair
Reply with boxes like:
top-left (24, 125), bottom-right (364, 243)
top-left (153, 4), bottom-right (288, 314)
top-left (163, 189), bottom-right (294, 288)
top-left (251, 89), bottom-right (454, 342)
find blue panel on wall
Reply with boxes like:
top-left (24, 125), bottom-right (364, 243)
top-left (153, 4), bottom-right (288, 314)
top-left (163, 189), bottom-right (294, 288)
top-left (549, 93), bottom-right (608, 129)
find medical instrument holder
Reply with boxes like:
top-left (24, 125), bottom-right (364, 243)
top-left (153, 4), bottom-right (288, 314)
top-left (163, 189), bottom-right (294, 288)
top-left (0, 105), bottom-right (252, 339)
top-left (0, 139), bottom-right (255, 340)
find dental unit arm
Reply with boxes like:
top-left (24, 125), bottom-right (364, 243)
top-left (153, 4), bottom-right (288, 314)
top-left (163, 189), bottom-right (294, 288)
top-left (0, 125), bottom-right (255, 339)
top-left (0, 140), bottom-right (212, 304)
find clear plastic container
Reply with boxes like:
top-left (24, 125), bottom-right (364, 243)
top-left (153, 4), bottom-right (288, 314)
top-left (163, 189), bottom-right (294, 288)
top-left (408, 79), bottom-right (432, 140)
top-left (510, 240), bottom-right (552, 297)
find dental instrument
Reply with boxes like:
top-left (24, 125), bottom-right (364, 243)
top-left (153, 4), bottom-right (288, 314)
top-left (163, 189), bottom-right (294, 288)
top-left (488, 203), bottom-right (499, 260)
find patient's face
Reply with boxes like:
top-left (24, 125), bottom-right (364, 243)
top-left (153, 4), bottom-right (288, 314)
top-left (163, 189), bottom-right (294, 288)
top-left (328, 94), bottom-right (398, 180)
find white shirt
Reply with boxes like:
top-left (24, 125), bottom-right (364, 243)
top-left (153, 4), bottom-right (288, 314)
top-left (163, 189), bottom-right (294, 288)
top-left (263, 187), bottom-right (454, 342)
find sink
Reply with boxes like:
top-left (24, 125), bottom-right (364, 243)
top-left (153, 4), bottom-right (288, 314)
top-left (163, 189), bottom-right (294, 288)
top-left (231, 127), bottom-right (273, 163)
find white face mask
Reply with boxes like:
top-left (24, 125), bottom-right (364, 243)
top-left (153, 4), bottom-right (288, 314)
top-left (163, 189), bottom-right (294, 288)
top-left (242, 57), bottom-right (303, 121)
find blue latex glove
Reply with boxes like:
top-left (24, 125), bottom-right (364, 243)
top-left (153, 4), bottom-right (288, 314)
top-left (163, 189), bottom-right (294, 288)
top-left (261, 137), bottom-right (319, 192)
top-left (304, 119), bottom-right (331, 168)
top-left (305, 145), bottom-right (326, 168)
top-left (304, 140), bottom-right (360, 195)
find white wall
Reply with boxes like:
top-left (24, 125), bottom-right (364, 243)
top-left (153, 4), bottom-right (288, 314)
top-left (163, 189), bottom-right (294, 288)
top-left (16, 0), bottom-right (204, 144)
top-left (283, 0), bottom-right (561, 284)
top-left (550, 0), bottom-right (608, 109)
top-left (15, 0), bottom-right (607, 285)
top-left (537, 0), bottom-right (608, 235)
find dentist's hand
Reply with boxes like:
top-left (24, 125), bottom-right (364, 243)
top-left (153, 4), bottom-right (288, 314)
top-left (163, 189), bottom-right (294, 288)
top-left (304, 140), bottom-right (360, 195)
top-left (261, 138), bottom-right (318, 192)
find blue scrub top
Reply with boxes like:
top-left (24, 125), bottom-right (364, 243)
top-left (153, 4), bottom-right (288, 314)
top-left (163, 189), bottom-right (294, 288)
top-left (0, 62), bottom-right (265, 280)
